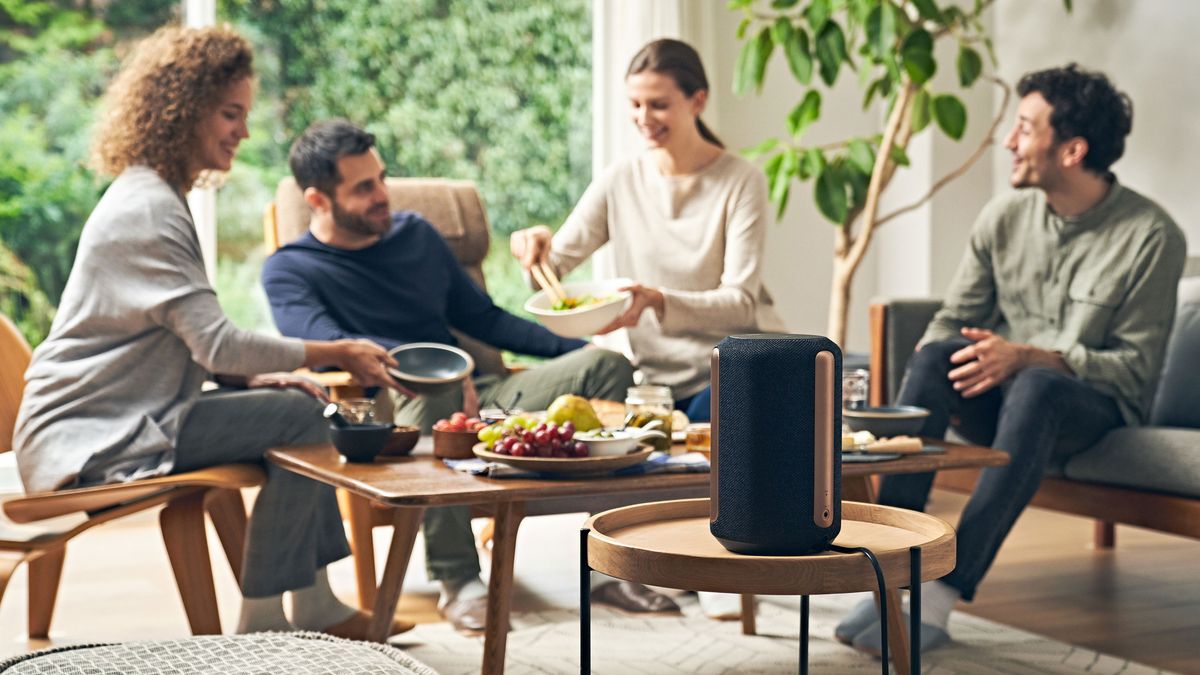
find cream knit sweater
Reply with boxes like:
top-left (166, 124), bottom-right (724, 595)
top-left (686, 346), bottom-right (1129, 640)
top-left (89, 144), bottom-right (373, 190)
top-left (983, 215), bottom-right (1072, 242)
top-left (549, 151), bottom-right (785, 399)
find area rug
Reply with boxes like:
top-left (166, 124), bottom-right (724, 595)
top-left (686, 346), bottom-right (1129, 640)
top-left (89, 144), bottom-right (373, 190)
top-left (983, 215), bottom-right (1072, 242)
top-left (392, 592), bottom-right (1174, 675)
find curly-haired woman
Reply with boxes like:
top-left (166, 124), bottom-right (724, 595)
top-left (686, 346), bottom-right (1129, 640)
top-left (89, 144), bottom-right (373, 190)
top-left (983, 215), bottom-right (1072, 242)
top-left (13, 26), bottom-right (409, 638)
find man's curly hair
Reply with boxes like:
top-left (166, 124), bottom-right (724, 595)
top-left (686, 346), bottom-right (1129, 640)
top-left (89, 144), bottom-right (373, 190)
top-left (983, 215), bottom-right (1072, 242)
top-left (91, 25), bottom-right (253, 190)
top-left (1016, 63), bottom-right (1133, 177)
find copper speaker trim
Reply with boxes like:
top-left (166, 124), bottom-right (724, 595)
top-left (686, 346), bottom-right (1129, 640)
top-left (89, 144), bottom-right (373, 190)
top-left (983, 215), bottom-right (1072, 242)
top-left (709, 347), bottom-right (720, 523)
top-left (813, 350), bottom-right (834, 528)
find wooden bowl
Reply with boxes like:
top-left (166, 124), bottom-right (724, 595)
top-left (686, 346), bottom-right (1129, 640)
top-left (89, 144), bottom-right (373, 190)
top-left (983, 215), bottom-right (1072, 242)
top-left (380, 425), bottom-right (421, 457)
top-left (433, 428), bottom-right (480, 459)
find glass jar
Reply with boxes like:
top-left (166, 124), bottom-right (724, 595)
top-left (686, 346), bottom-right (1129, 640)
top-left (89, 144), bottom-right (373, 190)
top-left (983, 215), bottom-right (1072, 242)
top-left (625, 384), bottom-right (673, 451)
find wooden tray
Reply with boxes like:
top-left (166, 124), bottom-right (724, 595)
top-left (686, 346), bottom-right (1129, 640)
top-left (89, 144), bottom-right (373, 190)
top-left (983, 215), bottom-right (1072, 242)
top-left (472, 443), bottom-right (654, 475)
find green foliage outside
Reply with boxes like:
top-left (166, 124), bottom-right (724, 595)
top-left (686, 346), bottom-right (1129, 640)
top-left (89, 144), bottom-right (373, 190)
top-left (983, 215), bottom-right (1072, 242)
top-left (0, 0), bottom-right (591, 346)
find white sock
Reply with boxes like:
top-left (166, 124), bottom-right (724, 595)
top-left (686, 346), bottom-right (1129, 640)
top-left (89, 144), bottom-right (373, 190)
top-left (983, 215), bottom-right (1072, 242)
top-left (288, 567), bottom-right (358, 631)
top-left (439, 576), bottom-right (487, 609)
top-left (237, 594), bottom-right (293, 633)
top-left (907, 580), bottom-right (959, 630)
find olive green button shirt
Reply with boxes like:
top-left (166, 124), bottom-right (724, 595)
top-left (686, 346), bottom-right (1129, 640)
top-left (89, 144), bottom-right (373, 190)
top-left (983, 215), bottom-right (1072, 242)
top-left (922, 181), bottom-right (1187, 425)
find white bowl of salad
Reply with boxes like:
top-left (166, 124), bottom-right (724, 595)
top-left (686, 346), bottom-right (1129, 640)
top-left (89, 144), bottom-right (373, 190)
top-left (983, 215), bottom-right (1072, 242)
top-left (524, 277), bottom-right (633, 338)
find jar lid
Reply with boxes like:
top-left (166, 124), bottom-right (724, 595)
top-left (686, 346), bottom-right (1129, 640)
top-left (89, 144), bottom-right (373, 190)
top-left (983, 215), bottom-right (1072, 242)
top-left (626, 384), bottom-right (672, 403)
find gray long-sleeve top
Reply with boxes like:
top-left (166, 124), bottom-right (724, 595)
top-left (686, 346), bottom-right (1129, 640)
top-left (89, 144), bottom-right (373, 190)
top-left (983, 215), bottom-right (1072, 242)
top-left (13, 167), bottom-right (305, 493)
top-left (921, 181), bottom-right (1186, 425)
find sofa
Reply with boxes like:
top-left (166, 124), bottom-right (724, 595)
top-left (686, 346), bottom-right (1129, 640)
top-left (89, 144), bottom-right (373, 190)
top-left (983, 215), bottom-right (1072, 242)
top-left (868, 256), bottom-right (1200, 546)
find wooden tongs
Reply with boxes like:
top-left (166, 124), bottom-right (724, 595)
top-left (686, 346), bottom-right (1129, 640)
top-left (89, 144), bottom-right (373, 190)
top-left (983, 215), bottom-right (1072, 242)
top-left (530, 260), bottom-right (567, 305)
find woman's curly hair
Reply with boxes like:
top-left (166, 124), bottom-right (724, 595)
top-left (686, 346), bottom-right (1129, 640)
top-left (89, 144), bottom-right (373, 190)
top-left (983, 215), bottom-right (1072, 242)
top-left (91, 25), bottom-right (253, 191)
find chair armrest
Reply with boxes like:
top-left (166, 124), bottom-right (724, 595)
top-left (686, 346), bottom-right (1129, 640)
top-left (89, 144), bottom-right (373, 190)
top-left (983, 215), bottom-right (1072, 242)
top-left (869, 298), bottom-right (942, 405)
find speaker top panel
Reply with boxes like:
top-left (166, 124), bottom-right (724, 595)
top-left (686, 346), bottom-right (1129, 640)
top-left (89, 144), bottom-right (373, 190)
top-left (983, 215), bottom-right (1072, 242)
top-left (726, 333), bottom-right (828, 342)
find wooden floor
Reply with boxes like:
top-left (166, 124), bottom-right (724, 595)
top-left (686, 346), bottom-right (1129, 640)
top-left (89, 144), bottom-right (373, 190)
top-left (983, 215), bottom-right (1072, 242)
top-left (0, 488), bottom-right (1196, 672)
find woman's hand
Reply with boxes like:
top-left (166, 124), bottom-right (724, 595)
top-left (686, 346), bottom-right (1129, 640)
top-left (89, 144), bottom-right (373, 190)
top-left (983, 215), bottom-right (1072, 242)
top-left (510, 225), bottom-right (553, 271)
top-left (304, 339), bottom-right (414, 395)
top-left (246, 372), bottom-right (330, 402)
top-left (596, 284), bottom-right (665, 334)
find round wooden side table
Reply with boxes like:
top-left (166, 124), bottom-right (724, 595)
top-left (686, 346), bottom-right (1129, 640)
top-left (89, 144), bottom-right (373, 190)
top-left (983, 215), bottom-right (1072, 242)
top-left (580, 498), bottom-right (955, 675)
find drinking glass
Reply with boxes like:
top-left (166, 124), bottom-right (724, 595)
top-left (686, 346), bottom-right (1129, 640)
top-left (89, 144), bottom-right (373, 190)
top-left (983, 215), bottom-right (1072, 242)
top-left (843, 369), bottom-right (870, 411)
top-left (338, 398), bottom-right (377, 425)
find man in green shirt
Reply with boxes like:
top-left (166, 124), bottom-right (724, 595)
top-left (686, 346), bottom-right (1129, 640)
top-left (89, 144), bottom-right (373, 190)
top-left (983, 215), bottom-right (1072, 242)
top-left (840, 64), bottom-right (1187, 654)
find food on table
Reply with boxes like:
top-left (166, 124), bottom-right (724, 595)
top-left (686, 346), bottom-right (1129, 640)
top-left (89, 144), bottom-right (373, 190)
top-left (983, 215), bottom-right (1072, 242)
top-left (545, 394), bottom-right (603, 431)
top-left (433, 411), bottom-right (488, 433)
top-left (842, 429), bottom-right (876, 449)
top-left (478, 418), bottom-right (586, 458)
top-left (550, 294), bottom-right (616, 312)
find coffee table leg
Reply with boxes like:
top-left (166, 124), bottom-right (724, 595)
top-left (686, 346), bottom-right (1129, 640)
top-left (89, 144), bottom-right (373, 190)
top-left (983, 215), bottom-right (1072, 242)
top-left (910, 546), bottom-right (921, 675)
top-left (483, 501), bottom-right (524, 675)
top-left (799, 594), bottom-right (810, 675)
top-left (368, 507), bottom-right (425, 642)
top-left (580, 528), bottom-right (591, 675)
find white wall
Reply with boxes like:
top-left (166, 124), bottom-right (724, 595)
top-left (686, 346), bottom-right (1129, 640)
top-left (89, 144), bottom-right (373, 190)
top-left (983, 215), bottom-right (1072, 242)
top-left (695, 1), bottom-right (1200, 350)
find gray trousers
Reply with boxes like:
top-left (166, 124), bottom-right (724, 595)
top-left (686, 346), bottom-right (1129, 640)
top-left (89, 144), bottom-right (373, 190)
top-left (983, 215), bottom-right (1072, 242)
top-left (172, 388), bottom-right (349, 598)
top-left (381, 348), bottom-right (635, 581)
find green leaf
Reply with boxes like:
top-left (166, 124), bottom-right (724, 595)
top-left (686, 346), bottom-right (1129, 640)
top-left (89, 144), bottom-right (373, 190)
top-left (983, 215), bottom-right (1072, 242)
top-left (847, 138), bottom-right (875, 174)
top-left (771, 17), bottom-right (793, 46)
top-left (783, 26), bottom-right (813, 84)
top-left (815, 22), bottom-right (847, 86)
top-left (771, 0), bottom-right (802, 8)
top-left (865, 4), bottom-right (897, 59)
top-left (932, 93), bottom-right (968, 140)
top-left (727, 0), bottom-right (754, 9)
top-left (742, 137), bottom-right (780, 160)
top-left (772, 149), bottom-right (799, 218)
top-left (861, 77), bottom-right (883, 110)
top-left (736, 17), bottom-right (751, 40)
top-left (734, 28), bottom-right (774, 96)
top-left (889, 144), bottom-right (911, 166)
top-left (900, 29), bottom-right (936, 85)
top-left (911, 0), bottom-right (944, 23)
top-left (910, 89), bottom-right (932, 133)
top-left (1062, 0), bottom-right (1073, 11)
top-left (815, 164), bottom-right (849, 224)
top-left (763, 152), bottom-right (785, 192)
top-left (844, 162), bottom-right (870, 208)
top-left (956, 46), bottom-right (983, 88)
top-left (787, 90), bottom-right (822, 138)
top-left (799, 148), bottom-right (826, 180)
top-left (806, 0), bottom-right (833, 34)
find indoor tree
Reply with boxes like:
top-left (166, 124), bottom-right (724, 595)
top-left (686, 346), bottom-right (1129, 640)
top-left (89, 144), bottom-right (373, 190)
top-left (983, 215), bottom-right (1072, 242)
top-left (731, 0), bottom-right (1070, 347)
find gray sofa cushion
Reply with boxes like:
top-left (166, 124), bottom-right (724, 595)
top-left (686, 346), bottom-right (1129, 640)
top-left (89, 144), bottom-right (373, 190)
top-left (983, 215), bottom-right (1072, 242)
top-left (0, 632), bottom-right (440, 674)
top-left (1151, 277), bottom-right (1200, 428)
top-left (1064, 427), bottom-right (1200, 499)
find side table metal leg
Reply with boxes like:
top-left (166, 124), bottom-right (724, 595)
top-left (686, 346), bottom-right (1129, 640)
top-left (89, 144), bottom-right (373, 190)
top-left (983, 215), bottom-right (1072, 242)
top-left (580, 528), bottom-right (591, 675)
top-left (910, 546), bottom-right (921, 675)
top-left (799, 594), bottom-right (809, 675)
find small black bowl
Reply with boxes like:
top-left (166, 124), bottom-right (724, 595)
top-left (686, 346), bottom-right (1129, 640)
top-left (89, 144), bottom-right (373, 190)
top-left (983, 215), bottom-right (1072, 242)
top-left (842, 405), bottom-right (931, 438)
top-left (330, 423), bottom-right (393, 462)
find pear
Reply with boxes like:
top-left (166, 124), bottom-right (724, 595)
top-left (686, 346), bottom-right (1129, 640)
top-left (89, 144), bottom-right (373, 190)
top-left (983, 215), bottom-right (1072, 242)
top-left (546, 394), bottom-right (603, 432)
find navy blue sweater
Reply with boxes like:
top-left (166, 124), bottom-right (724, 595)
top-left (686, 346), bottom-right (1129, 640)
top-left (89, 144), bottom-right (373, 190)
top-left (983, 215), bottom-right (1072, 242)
top-left (262, 212), bottom-right (585, 357)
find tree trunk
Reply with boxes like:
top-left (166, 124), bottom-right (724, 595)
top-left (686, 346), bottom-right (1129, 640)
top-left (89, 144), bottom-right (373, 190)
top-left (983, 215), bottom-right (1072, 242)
top-left (828, 254), bottom-right (852, 348)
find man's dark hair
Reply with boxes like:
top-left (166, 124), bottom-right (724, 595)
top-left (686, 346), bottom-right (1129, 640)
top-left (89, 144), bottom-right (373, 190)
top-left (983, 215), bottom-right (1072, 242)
top-left (289, 118), bottom-right (377, 197)
top-left (1016, 64), bottom-right (1133, 177)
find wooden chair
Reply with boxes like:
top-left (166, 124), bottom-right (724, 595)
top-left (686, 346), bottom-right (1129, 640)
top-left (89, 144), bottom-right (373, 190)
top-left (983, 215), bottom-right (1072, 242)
top-left (264, 176), bottom-right (509, 608)
top-left (0, 313), bottom-right (264, 638)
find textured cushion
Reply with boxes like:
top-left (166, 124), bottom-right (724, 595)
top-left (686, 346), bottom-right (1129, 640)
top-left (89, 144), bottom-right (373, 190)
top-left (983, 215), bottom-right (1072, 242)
top-left (1151, 277), bottom-right (1200, 427)
top-left (1063, 427), bottom-right (1200, 499)
top-left (0, 632), bottom-right (439, 675)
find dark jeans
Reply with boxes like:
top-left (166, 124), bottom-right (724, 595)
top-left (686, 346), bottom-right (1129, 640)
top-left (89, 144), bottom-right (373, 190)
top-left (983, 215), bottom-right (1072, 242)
top-left (878, 339), bottom-right (1123, 601)
top-left (675, 386), bottom-right (712, 422)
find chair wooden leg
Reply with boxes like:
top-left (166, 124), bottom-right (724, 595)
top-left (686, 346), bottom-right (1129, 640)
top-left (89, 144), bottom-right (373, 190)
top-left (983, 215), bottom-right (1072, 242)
top-left (161, 490), bottom-right (221, 635)
top-left (26, 546), bottom-right (66, 639)
top-left (1094, 520), bottom-right (1115, 549)
top-left (205, 488), bottom-right (248, 584)
top-left (0, 550), bottom-right (29, 630)
top-left (339, 489), bottom-right (379, 609)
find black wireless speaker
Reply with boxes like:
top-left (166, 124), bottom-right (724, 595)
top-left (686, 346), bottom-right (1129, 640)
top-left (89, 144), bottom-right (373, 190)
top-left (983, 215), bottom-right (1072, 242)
top-left (709, 334), bottom-right (842, 555)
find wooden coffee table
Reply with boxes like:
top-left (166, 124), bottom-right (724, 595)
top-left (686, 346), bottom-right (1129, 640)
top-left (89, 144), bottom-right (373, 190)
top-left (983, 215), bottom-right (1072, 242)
top-left (267, 438), bottom-right (1006, 675)
top-left (582, 498), bottom-right (956, 675)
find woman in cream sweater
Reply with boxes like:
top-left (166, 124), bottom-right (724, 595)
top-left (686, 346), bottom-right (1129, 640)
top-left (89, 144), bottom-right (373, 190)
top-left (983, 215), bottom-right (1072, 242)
top-left (512, 38), bottom-right (784, 620)
top-left (512, 38), bottom-right (784, 423)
